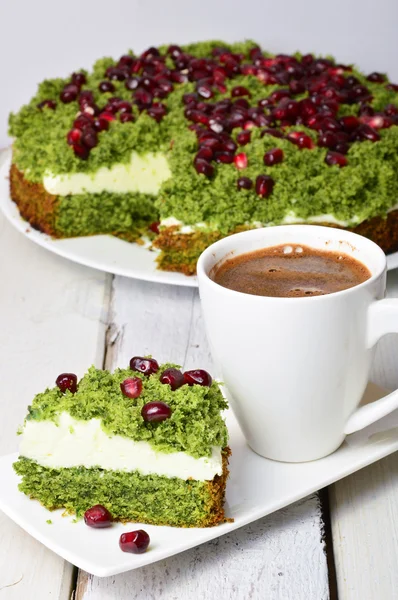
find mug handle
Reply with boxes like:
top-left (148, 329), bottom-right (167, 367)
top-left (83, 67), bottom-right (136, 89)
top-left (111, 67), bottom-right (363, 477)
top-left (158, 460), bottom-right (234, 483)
top-left (344, 299), bottom-right (398, 434)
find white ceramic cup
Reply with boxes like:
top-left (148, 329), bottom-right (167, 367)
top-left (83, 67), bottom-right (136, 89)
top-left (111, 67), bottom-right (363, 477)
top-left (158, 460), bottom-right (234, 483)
top-left (197, 224), bottom-right (398, 462)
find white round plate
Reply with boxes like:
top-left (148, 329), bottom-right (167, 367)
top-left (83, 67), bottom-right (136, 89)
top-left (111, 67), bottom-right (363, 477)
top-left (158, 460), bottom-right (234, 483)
top-left (1, 148), bottom-right (398, 281)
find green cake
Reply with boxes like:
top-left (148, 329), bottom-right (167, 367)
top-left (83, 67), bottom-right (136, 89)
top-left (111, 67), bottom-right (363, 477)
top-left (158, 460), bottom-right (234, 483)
top-left (14, 357), bottom-right (230, 527)
top-left (8, 40), bottom-right (398, 274)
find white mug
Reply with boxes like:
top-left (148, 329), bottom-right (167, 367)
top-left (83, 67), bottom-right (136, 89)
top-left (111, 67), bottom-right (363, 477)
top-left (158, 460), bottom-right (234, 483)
top-left (197, 225), bottom-right (398, 462)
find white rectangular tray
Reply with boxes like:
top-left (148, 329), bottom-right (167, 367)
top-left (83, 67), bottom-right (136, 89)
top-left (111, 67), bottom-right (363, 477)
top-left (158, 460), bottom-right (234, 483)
top-left (1, 382), bottom-right (397, 577)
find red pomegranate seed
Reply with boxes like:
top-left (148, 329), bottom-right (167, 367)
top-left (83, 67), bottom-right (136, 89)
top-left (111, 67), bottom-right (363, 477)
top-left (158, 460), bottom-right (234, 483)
top-left (234, 153), bottom-right (248, 169)
top-left (120, 377), bottom-right (143, 399)
top-left (84, 505), bottom-right (112, 528)
top-left (215, 152), bottom-right (234, 164)
top-left (196, 148), bottom-right (213, 161)
top-left (79, 90), bottom-right (95, 108)
top-left (273, 98), bottom-right (300, 121)
top-left (318, 131), bottom-right (338, 148)
top-left (386, 83), bottom-right (398, 92)
top-left (339, 115), bottom-right (359, 132)
top-left (130, 356), bottom-right (159, 376)
top-left (196, 82), bottom-right (213, 99)
top-left (106, 67), bottom-right (127, 81)
top-left (98, 111), bottom-right (116, 123)
top-left (367, 72), bottom-right (386, 83)
top-left (264, 148), bottom-right (284, 166)
top-left (220, 136), bottom-right (237, 153)
top-left (120, 112), bottom-right (134, 123)
top-left (67, 129), bottom-right (82, 145)
top-left (71, 72), bottom-right (87, 86)
top-left (237, 176), bottom-right (253, 190)
top-left (325, 151), bottom-right (348, 167)
top-left (184, 369), bottom-right (212, 387)
top-left (243, 121), bottom-right (256, 130)
top-left (37, 99), bottom-right (56, 110)
top-left (81, 129), bottom-right (98, 149)
top-left (385, 104), bottom-right (398, 116)
top-left (357, 124), bottom-right (381, 142)
top-left (119, 530), bottom-right (150, 554)
top-left (56, 373), bottom-right (77, 394)
top-left (148, 102), bottom-right (167, 122)
top-left (167, 44), bottom-right (182, 58)
top-left (261, 128), bottom-right (284, 139)
top-left (318, 117), bottom-right (341, 132)
top-left (297, 133), bottom-right (315, 149)
top-left (231, 86), bottom-right (251, 98)
top-left (125, 77), bottom-right (140, 91)
top-left (134, 88), bottom-right (153, 108)
top-left (148, 222), bottom-right (160, 234)
top-left (118, 54), bottom-right (134, 67)
top-left (194, 158), bottom-right (215, 177)
top-left (302, 53), bottom-right (314, 66)
top-left (73, 144), bottom-right (90, 160)
top-left (141, 401), bottom-right (171, 422)
top-left (60, 84), bottom-right (79, 103)
top-left (160, 368), bottom-right (184, 391)
top-left (255, 175), bottom-right (274, 197)
top-left (335, 142), bottom-right (350, 155)
top-left (99, 81), bottom-right (115, 93)
top-left (359, 115), bottom-right (393, 129)
top-left (236, 131), bottom-right (251, 145)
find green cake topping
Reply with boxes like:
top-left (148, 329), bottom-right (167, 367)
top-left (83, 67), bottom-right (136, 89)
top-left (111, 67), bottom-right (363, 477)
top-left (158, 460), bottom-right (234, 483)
top-left (24, 363), bottom-right (228, 459)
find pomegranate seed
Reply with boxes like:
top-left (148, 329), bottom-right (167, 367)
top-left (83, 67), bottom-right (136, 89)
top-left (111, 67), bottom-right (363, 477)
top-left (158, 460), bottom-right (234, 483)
top-left (167, 44), bottom-right (182, 58)
top-left (255, 175), bottom-right (274, 197)
top-left (357, 124), bottom-right (381, 142)
top-left (125, 77), bottom-right (140, 91)
top-left (56, 373), bottom-right (77, 394)
top-left (78, 90), bottom-right (95, 109)
top-left (234, 153), bottom-right (248, 169)
top-left (134, 88), bottom-right (153, 108)
top-left (141, 46), bottom-right (160, 60)
top-left (147, 103), bottom-right (167, 122)
top-left (149, 221), bottom-right (160, 234)
top-left (60, 84), bottom-right (79, 103)
top-left (141, 401), bottom-right (171, 422)
top-left (119, 112), bottom-right (133, 123)
top-left (129, 356), bottom-right (159, 376)
top-left (194, 158), bottom-right (214, 177)
top-left (318, 117), bottom-right (341, 132)
top-left (299, 98), bottom-right (317, 118)
top-left (367, 72), bottom-right (386, 83)
top-left (386, 83), bottom-right (398, 92)
top-left (183, 93), bottom-right (198, 106)
top-left (385, 104), bottom-right (398, 116)
top-left (241, 64), bottom-right (257, 75)
top-left (339, 115), bottom-right (360, 132)
top-left (269, 89), bottom-right (291, 104)
top-left (196, 148), bottom-right (213, 161)
top-left (236, 131), bottom-right (251, 145)
top-left (106, 67), bottom-right (127, 81)
top-left (302, 53), bottom-right (314, 66)
top-left (359, 115), bottom-right (393, 129)
top-left (289, 80), bottom-right (306, 95)
top-left (220, 136), bottom-right (237, 153)
top-left (335, 142), bottom-right (350, 154)
top-left (215, 152), bottom-right (234, 164)
top-left (119, 530), bottom-right (150, 554)
top-left (196, 82), bottom-right (213, 99)
top-left (297, 133), bottom-right (315, 149)
top-left (249, 46), bottom-right (262, 61)
top-left (325, 151), bottom-right (348, 167)
top-left (120, 377), bottom-right (143, 398)
top-left (160, 368), bottom-right (184, 391)
top-left (99, 81), bottom-right (115, 93)
top-left (67, 129), bottom-right (81, 145)
top-left (237, 176), bottom-right (253, 190)
top-left (264, 148), bottom-right (284, 166)
top-left (318, 131), bottom-right (338, 148)
top-left (243, 121), bottom-right (256, 130)
top-left (118, 54), bottom-right (134, 67)
top-left (261, 128), bottom-right (284, 139)
top-left (170, 70), bottom-right (188, 84)
top-left (71, 72), bottom-right (87, 86)
top-left (184, 369), bottom-right (212, 387)
top-left (99, 111), bottom-right (116, 123)
top-left (73, 144), bottom-right (90, 160)
top-left (84, 505), bottom-right (112, 528)
top-left (231, 86), bottom-right (251, 98)
top-left (37, 99), bottom-right (56, 110)
top-left (273, 98), bottom-right (300, 121)
top-left (81, 129), bottom-right (98, 149)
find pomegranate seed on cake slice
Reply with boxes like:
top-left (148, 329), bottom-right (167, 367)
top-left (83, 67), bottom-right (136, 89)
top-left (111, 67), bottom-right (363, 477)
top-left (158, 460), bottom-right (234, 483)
top-left (71, 72), bottom-right (87, 86)
top-left (194, 158), bottom-right (215, 177)
top-left (318, 131), bottom-right (338, 148)
top-left (99, 81), bottom-right (115, 93)
top-left (255, 175), bottom-right (274, 197)
top-left (119, 530), bottom-right (150, 554)
top-left (339, 115), bottom-right (360, 132)
top-left (237, 131), bottom-right (251, 146)
top-left (106, 67), bottom-right (127, 81)
top-left (79, 90), bottom-right (95, 108)
top-left (289, 80), bottom-right (306, 95)
top-left (297, 134), bottom-right (315, 149)
top-left (215, 152), bottom-right (234, 164)
top-left (141, 401), bottom-right (171, 422)
top-left (184, 369), bottom-right (212, 387)
top-left (237, 176), bottom-right (253, 190)
top-left (385, 104), bottom-right (398, 116)
top-left (120, 377), bottom-right (143, 398)
top-left (84, 505), bottom-right (112, 528)
top-left (367, 72), bottom-right (386, 83)
top-left (66, 129), bottom-right (82, 145)
top-left (130, 356), bottom-right (159, 376)
top-left (56, 373), bottom-right (77, 394)
top-left (118, 54), bottom-right (134, 67)
top-left (359, 115), bottom-right (393, 129)
top-left (81, 129), bottom-right (98, 149)
top-left (120, 112), bottom-right (135, 123)
top-left (386, 83), bottom-right (398, 92)
top-left (60, 84), bottom-right (79, 103)
top-left (149, 221), bottom-right (160, 234)
top-left (98, 111), bottom-right (116, 123)
top-left (261, 128), bottom-right (284, 139)
top-left (264, 148), bottom-right (284, 166)
top-left (335, 142), bottom-right (350, 155)
top-left (125, 77), bottom-right (140, 91)
top-left (160, 368), bottom-right (184, 391)
top-left (148, 102), bottom-right (167, 122)
top-left (167, 44), bottom-right (183, 58)
top-left (234, 153), bottom-right (248, 169)
top-left (196, 148), bottom-right (213, 161)
top-left (231, 86), bottom-right (251, 98)
top-left (37, 99), bottom-right (56, 110)
top-left (134, 88), bottom-right (153, 108)
top-left (357, 124), bottom-right (381, 142)
top-left (325, 151), bottom-right (348, 167)
top-left (73, 144), bottom-right (90, 160)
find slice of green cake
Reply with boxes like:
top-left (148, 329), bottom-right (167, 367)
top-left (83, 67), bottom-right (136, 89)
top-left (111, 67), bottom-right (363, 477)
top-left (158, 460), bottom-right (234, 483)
top-left (14, 358), bottom-right (230, 527)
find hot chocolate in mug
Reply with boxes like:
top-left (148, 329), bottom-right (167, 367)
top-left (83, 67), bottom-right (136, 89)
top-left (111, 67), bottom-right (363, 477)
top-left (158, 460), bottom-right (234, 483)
top-left (197, 225), bottom-right (398, 462)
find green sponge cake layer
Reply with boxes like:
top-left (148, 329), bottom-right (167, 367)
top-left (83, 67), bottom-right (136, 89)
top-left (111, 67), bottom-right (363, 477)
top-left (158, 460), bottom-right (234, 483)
top-left (15, 360), bottom-right (230, 527)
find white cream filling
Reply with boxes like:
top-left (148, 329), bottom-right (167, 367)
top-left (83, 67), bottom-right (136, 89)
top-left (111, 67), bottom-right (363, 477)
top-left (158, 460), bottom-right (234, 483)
top-left (160, 211), bottom-right (357, 233)
top-left (43, 151), bottom-right (171, 196)
top-left (19, 413), bottom-right (222, 482)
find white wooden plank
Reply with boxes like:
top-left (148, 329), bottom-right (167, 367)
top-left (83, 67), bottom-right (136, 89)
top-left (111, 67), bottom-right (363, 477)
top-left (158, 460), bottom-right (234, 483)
top-left (0, 212), bottom-right (111, 599)
top-left (330, 267), bottom-right (398, 600)
top-left (77, 277), bottom-right (329, 600)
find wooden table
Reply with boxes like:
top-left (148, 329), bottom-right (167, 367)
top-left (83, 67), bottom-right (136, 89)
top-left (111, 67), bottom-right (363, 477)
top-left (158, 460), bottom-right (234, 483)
top-left (2, 187), bottom-right (398, 599)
